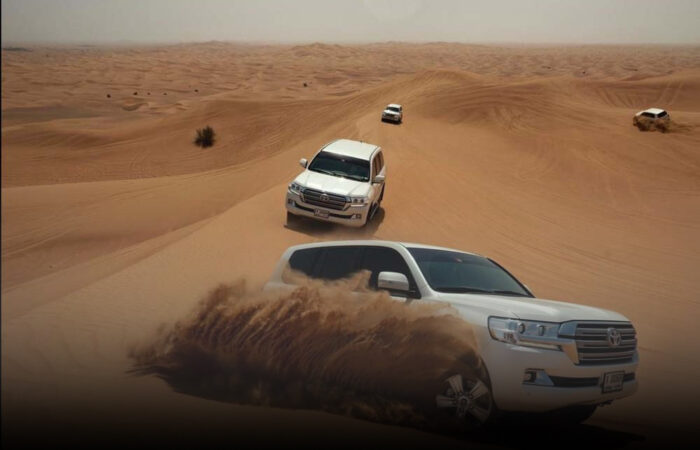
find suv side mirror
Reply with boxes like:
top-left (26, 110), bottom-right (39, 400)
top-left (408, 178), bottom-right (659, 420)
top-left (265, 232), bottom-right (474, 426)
top-left (373, 174), bottom-right (385, 184)
top-left (299, 158), bottom-right (308, 169)
top-left (377, 271), bottom-right (409, 293)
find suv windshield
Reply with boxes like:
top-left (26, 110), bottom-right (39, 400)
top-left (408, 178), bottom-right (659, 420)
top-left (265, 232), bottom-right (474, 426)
top-left (387, 106), bottom-right (400, 112)
top-left (308, 151), bottom-right (370, 182)
top-left (408, 248), bottom-right (532, 297)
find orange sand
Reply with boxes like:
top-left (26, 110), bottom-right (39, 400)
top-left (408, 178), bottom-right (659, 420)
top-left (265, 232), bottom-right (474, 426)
top-left (2, 42), bottom-right (700, 447)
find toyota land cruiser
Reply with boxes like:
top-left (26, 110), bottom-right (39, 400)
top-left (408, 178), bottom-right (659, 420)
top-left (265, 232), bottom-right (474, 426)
top-left (286, 139), bottom-right (386, 227)
top-left (264, 240), bottom-right (639, 426)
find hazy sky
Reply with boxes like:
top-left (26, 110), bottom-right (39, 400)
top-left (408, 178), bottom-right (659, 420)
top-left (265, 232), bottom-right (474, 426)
top-left (2, 0), bottom-right (699, 45)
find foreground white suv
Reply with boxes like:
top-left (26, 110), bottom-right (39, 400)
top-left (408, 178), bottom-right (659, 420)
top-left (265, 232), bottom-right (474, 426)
top-left (264, 240), bottom-right (638, 425)
top-left (286, 139), bottom-right (386, 227)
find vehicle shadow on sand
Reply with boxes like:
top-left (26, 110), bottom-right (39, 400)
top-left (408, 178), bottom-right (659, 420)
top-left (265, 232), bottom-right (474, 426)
top-left (457, 420), bottom-right (645, 449)
top-left (126, 365), bottom-right (651, 449)
top-left (284, 207), bottom-right (385, 238)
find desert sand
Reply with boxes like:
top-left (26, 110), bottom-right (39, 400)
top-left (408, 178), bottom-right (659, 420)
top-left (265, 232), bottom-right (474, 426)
top-left (2, 42), bottom-right (700, 447)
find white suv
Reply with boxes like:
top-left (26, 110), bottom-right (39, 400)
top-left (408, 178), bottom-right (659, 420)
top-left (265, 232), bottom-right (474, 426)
top-left (634, 107), bottom-right (670, 124)
top-left (381, 103), bottom-right (403, 123)
top-left (265, 240), bottom-right (639, 425)
top-left (633, 107), bottom-right (670, 131)
top-left (286, 139), bottom-right (386, 227)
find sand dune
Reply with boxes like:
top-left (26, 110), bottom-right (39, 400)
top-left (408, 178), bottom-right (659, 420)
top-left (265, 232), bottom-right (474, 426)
top-left (2, 43), bottom-right (700, 447)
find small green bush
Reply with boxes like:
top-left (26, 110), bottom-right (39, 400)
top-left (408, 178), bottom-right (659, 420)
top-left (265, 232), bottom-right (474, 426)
top-left (195, 126), bottom-right (215, 148)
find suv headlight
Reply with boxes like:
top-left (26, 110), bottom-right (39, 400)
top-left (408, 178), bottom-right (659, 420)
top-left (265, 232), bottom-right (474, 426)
top-left (348, 196), bottom-right (368, 205)
top-left (288, 182), bottom-right (304, 194)
top-left (488, 317), bottom-right (561, 350)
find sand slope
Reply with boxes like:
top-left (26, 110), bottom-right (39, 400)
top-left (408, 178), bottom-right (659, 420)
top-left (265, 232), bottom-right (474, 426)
top-left (2, 43), bottom-right (700, 447)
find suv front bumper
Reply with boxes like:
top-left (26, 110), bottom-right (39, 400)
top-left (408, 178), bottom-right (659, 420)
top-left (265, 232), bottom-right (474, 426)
top-left (482, 339), bottom-right (639, 412)
top-left (286, 191), bottom-right (370, 227)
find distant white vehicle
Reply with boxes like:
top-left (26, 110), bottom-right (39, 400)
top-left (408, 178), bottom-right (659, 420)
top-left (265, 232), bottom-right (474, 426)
top-left (286, 139), bottom-right (386, 227)
top-left (633, 108), bottom-right (670, 125)
top-left (265, 240), bottom-right (639, 426)
top-left (381, 103), bottom-right (403, 123)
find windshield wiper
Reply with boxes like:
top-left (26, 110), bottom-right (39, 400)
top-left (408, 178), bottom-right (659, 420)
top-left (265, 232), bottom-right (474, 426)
top-left (433, 287), bottom-right (530, 297)
top-left (433, 286), bottom-right (492, 294)
top-left (310, 168), bottom-right (336, 176)
top-left (310, 167), bottom-right (369, 182)
top-left (489, 289), bottom-right (531, 297)
top-left (343, 174), bottom-right (367, 181)
top-left (330, 171), bottom-right (351, 179)
top-left (329, 172), bottom-right (367, 182)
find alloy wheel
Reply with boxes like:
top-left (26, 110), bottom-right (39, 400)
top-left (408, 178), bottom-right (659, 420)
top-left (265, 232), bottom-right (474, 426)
top-left (435, 374), bottom-right (493, 424)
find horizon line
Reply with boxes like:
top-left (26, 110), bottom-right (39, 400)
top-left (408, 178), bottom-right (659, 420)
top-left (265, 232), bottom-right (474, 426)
top-left (3, 39), bottom-right (699, 48)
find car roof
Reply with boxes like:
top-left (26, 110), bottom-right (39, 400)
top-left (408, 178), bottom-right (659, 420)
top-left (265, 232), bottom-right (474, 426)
top-left (321, 139), bottom-right (379, 160)
top-left (283, 240), bottom-right (482, 257)
top-left (641, 108), bottom-right (667, 115)
top-left (387, 103), bottom-right (402, 108)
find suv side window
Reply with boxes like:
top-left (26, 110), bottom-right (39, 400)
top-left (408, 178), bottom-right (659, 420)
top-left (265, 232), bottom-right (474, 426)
top-left (315, 246), bottom-right (364, 280)
top-left (359, 246), bottom-right (420, 297)
top-left (288, 248), bottom-right (323, 277)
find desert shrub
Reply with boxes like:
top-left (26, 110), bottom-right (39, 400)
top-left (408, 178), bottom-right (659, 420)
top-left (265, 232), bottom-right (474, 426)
top-left (195, 126), bottom-right (216, 148)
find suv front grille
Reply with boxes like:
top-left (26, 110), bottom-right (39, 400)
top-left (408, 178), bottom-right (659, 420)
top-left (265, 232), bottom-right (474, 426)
top-left (301, 188), bottom-right (348, 211)
top-left (560, 321), bottom-right (637, 365)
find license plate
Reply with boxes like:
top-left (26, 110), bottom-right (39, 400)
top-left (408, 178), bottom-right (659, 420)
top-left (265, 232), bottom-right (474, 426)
top-left (602, 371), bottom-right (625, 393)
top-left (314, 209), bottom-right (329, 219)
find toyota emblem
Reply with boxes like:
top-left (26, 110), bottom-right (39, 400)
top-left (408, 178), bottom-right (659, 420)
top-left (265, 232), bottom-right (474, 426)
top-left (320, 194), bottom-right (329, 201)
top-left (607, 328), bottom-right (622, 347)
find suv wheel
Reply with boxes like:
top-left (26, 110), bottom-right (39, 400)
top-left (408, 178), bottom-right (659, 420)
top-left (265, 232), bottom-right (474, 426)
top-left (436, 373), bottom-right (497, 428)
top-left (365, 203), bottom-right (378, 225)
